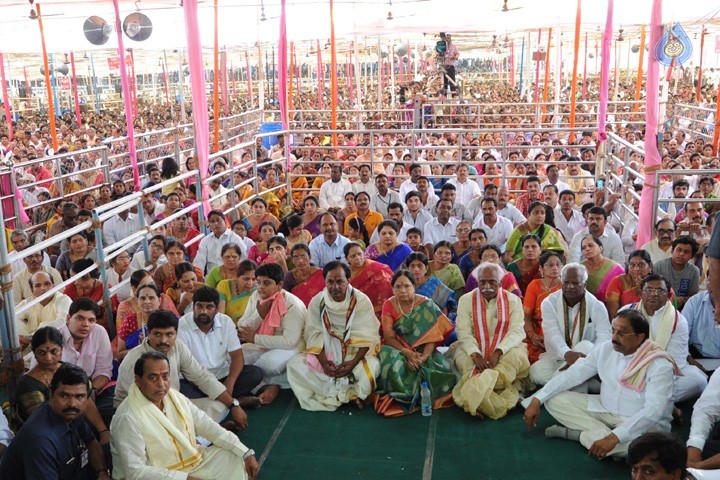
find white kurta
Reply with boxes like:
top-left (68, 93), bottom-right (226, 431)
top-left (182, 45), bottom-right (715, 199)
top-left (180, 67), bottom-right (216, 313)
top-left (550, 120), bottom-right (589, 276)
top-left (287, 287), bottom-right (380, 411)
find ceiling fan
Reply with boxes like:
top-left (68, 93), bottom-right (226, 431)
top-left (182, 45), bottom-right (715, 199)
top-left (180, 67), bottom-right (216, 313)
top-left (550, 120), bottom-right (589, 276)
top-left (501, 0), bottom-right (522, 12)
top-left (27, 0), bottom-right (63, 20)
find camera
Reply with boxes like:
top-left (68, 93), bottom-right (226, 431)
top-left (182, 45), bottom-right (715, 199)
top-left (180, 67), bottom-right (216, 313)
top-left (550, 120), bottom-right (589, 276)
top-left (435, 32), bottom-right (447, 55)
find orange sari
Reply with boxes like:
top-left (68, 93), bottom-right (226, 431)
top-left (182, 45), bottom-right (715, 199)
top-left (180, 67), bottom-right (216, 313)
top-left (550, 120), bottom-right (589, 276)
top-left (349, 260), bottom-right (394, 319)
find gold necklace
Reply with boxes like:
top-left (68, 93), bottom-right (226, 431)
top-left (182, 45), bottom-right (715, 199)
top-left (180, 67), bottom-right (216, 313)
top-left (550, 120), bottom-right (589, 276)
top-left (396, 298), bottom-right (414, 317)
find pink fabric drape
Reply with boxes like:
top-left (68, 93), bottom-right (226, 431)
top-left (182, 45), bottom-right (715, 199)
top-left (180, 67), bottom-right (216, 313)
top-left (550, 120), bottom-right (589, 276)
top-left (0, 53), bottom-right (13, 141)
top-left (112, 0), bottom-right (140, 190)
top-left (596, 0), bottom-right (614, 143)
top-left (70, 52), bottom-right (82, 127)
top-left (636, 0), bottom-right (663, 248)
top-left (278, 0), bottom-right (288, 130)
top-left (182, 0), bottom-right (211, 214)
top-left (317, 40), bottom-right (323, 109)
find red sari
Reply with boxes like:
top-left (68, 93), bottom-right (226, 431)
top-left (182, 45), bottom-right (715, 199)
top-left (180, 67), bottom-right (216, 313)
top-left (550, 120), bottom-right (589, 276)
top-left (350, 260), bottom-right (394, 319)
top-left (286, 268), bottom-right (325, 307)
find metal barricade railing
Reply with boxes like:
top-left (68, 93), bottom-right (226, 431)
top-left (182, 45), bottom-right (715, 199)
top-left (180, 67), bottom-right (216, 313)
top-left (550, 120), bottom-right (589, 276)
top-left (671, 103), bottom-right (715, 143)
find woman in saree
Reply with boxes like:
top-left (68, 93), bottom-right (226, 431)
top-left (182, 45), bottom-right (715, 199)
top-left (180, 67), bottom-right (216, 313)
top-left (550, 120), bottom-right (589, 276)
top-left (405, 252), bottom-right (457, 315)
top-left (506, 234), bottom-right (543, 297)
top-left (374, 270), bottom-right (457, 417)
top-left (283, 243), bottom-right (324, 307)
top-left (301, 195), bottom-right (323, 238)
top-left (580, 234), bottom-right (625, 303)
top-left (55, 230), bottom-right (97, 280)
top-left (243, 197), bottom-right (280, 242)
top-left (153, 240), bottom-right (204, 292)
top-left (428, 241), bottom-right (465, 300)
top-left (77, 158), bottom-right (104, 188)
top-left (346, 216), bottom-right (370, 249)
top-left (247, 222), bottom-right (277, 265)
top-left (217, 260), bottom-right (257, 324)
top-left (465, 245), bottom-right (522, 297)
top-left (337, 192), bottom-right (357, 236)
top-left (280, 214), bottom-right (312, 250)
top-left (259, 167), bottom-right (284, 218)
top-left (522, 251), bottom-right (563, 364)
top-left (452, 221), bottom-right (473, 265)
top-left (205, 243), bottom-right (244, 288)
top-left (12, 327), bottom-right (110, 440)
top-left (81, 193), bottom-right (98, 211)
top-left (503, 201), bottom-right (566, 264)
top-left (605, 249), bottom-right (654, 318)
top-left (116, 270), bottom-right (179, 333)
top-left (287, 163), bottom-right (308, 211)
top-left (116, 284), bottom-right (165, 361)
top-left (365, 220), bottom-right (413, 272)
top-left (166, 262), bottom-right (206, 315)
top-left (345, 242), bottom-right (394, 319)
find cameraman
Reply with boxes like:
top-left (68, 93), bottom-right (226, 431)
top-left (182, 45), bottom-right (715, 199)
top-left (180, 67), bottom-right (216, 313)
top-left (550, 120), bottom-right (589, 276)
top-left (442, 34), bottom-right (459, 94)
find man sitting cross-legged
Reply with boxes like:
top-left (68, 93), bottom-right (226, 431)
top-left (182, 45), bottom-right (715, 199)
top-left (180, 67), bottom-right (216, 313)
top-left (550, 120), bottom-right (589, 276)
top-left (452, 262), bottom-right (530, 419)
top-left (523, 310), bottom-right (675, 459)
top-left (287, 261), bottom-right (381, 411)
top-left (238, 263), bottom-right (307, 404)
top-left (110, 351), bottom-right (259, 480)
top-left (115, 309), bottom-right (254, 430)
top-left (177, 286), bottom-right (264, 409)
top-left (529, 263), bottom-right (610, 387)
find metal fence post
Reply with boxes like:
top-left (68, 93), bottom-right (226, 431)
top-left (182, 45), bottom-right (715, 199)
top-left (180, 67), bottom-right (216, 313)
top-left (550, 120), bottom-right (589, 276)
top-left (0, 188), bottom-right (21, 386)
top-left (101, 148), bottom-right (111, 186)
top-left (90, 208), bottom-right (116, 338)
top-left (194, 171), bottom-right (209, 236)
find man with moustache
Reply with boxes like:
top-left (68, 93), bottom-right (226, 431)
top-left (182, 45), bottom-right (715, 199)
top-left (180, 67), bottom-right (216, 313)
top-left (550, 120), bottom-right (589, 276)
top-left (452, 262), bottom-right (529, 420)
top-left (523, 310), bottom-right (675, 459)
top-left (0, 364), bottom-right (111, 479)
top-left (115, 309), bottom-right (255, 429)
top-left (287, 261), bottom-right (380, 411)
top-left (110, 352), bottom-right (259, 480)
top-left (642, 219), bottom-right (677, 264)
top-left (16, 271), bottom-right (72, 351)
top-left (178, 286), bottom-right (264, 405)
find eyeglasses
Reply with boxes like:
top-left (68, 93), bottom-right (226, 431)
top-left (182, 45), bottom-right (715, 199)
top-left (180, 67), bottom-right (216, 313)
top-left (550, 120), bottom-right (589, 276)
top-left (642, 287), bottom-right (668, 295)
top-left (657, 229), bottom-right (675, 234)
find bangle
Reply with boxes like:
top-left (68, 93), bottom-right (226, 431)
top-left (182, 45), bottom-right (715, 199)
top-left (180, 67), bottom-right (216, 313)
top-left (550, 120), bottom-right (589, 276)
top-left (243, 449), bottom-right (256, 460)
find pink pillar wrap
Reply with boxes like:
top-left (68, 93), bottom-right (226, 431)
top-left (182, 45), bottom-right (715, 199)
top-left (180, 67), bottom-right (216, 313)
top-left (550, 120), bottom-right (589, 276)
top-left (636, 0), bottom-right (663, 248)
top-left (596, 0), bottom-right (614, 143)
top-left (278, 0), bottom-right (288, 130)
top-left (112, 0), bottom-right (141, 190)
top-left (182, 0), bottom-right (212, 213)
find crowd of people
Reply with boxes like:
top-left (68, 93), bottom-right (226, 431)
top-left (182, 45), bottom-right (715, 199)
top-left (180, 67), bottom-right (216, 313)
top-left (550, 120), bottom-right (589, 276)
top-left (0, 68), bottom-right (719, 478)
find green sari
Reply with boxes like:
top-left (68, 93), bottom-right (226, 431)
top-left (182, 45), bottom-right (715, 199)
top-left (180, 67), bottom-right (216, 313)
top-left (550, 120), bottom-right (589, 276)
top-left (374, 297), bottom-right (458, 417)
top-left (430, 263), bottom-right (466, 300)
top-left (217, 280), bottom-right (256, 324)
top-left (505, 223), bottom-right (565, 261)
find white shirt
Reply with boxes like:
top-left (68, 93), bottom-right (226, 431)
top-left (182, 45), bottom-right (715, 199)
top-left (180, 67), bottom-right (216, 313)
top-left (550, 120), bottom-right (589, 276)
top-left (0, 409), bottom-right (12, 448)
top-left (472, 215), bottom-right (513, 253)
top-left (420, 191), bottom-right (441, 214)
top-left (541, 179), bottom-right (572, 193)
top-left (237, 290), bottom-right (306, 351)
top-left (177, 312), bottom-right (242, 380)
top-left (403, 209), bottom-right (434, 236)
top-left (640, 239), bottom-right (673, 264)
top-left (498, 204), bottom-right (527, 226)
top-left (193, 229), bottom-right (247, 274)
top-left (103, 213), bottom-right (141, 253)
top-left (209, 184), bottom-right (230, 210)
top-left (567, 227), bottom-right (626, 264)
top-left (319, 179), bottom-right (352, 210)
top-left (424, 217), bottom-right (460, 246)
top-left (554, 207), bottom-right (586, 243)
top-left (371, 190), bottom-right (402, 218)
top-left (10, 251), bottom-right (51, 276)
top-left (447, 178), bottom-right (482, 206)
top-left (688, 369), bottom-right (720, 450)
top-left (541, 290), bottom-right (611, 360)
top-left (619, 303), bottom-right (690, 370)
top-left (129, 250), bottom-right (168, 274)
top-left (398, 180), bottom-right (418, 202)
top-left (525, 341), bottom-right (674, 444)
top-left (107, 267), bottom-right (133, 303)
top-left (351, 180), bottom-right (378, 198)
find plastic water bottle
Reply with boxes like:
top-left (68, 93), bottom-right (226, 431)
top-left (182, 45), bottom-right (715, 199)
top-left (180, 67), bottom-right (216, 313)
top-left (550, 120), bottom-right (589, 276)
top-left (420, 382), bottom-right (432, 417)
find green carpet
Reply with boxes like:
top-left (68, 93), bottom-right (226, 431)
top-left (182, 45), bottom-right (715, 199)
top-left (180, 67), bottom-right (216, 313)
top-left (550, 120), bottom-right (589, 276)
top-left (234, 391), bottom-right (699, 479)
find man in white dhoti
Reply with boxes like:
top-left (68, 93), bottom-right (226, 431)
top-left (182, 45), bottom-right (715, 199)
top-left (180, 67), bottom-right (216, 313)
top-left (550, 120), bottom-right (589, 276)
top-left (452, 262), bottom-right (530, 419)
top-left (523, 310), bottom-right (675, 459)
top-left (286, 261), bottom-right (380, 411)
top-left (111, 351), bottom-right (259, 480)
top-left (620, 273), bottom-right (708, 402)
top-left (238, 263), bottom-right (307, 403)
top-left (529, 264), bottom-right (610, 387)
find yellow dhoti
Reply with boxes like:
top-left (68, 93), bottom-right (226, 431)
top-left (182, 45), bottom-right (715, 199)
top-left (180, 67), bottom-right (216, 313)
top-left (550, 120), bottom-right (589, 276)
top-left (452, 345), bottom-right (530, 419)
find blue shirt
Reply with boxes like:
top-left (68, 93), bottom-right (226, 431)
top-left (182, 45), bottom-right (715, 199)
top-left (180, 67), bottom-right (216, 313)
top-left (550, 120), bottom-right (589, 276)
top-left (309, 234), bottom-right (351, 268)
top-left (0, 402), bottom-right (95, 479)
top-left (685, 290), bottom-right (720, 359)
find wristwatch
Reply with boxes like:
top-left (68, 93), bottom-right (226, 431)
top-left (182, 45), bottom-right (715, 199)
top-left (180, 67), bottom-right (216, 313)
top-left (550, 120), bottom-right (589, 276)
top-left (243, 449), bottom-right (255, 460)
top-left (230, 399), bottom-right (241, 409)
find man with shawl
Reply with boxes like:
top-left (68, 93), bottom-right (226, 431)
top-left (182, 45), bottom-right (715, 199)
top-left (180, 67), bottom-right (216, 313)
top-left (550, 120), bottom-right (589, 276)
top-left (287, 261), bottom-right (381, 411)
top-left (452, 262), bottom-right (530, 419)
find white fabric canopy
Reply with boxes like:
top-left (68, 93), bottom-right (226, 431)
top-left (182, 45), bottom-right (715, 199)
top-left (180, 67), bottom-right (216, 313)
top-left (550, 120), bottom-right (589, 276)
top-left (0, 0), bottom-right (717, 53)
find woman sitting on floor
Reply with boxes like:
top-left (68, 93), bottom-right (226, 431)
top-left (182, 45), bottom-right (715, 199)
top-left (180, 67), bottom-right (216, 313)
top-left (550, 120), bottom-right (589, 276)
top-left (345, 242), bottom-right (394, 320)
